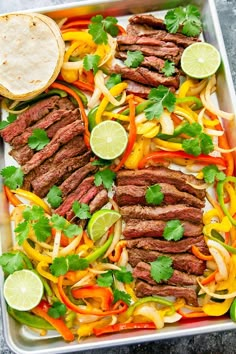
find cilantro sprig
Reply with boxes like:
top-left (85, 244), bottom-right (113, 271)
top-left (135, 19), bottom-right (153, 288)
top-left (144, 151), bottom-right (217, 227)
top-left (106, 74), bottom-right (122, 89)
top-left (113, 289), bottom-right (131, 306)
top-left (150, 256), bottom-right (174, 283)
top-left (50, 254), bottom-right (89, 277)
top-left (0, 113), bottom-right (17, 130)
top-left (145, 184), bottom-right (164, 205)
top-left (46, 185), bottom-right (62, 209)
top-left (163, 220), bottom-right (184, 241)
top-left (48, 301), bottom-right (67, 319)
top-left (161, 60), bottom-right (175, 77)
top-left (97, 266), bottom-right (133, 287)
top-left (83, 54), bottom-right (100, 75)
top-left (51, 214), bottom-right (82, 238)
top-left (202, 165), bottom-right (226, 184)
top-left (72, 201), bottom-right (91, 220)
top-left (144, 86), bottom-right (176, 120)
top-left (88, 15), bottom-right (118, 44)
top-left (164, 5), bottom-right (202, 37)
top-left (94, 168), bottom-right (116, 190)
top-left (124, 50), bottom-right (144, 68)
top-left (28, 128), bottom-right (50, 151)
top-left (0, 166), bottom-right (24, 189)
top-left (0, 252), bottom-right (25, 274)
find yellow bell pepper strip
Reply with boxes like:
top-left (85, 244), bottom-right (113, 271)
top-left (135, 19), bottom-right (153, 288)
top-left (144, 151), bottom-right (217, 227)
top-left (153, 138), bottom-right (183, 151)
top-left (32, 299), bottom-right (75, 342)
top-left (23, 239), bottom-right (52, 263)
top-left (10, 189), bottom-right (51, 214)
top-left (62, 30), bottom-right (95, 44)
top-left (3, 186), bottom-right (22, 206)
top-left (204, 216), bottom-right (232, 237)
top-left (225, 183), bottom-right (236, 216)
top-left (177, 78), bottom-right (196, 98)
top-left (203, 209), bottom-right (222, 225)
top-left (77, 317), bottom-right (113, 338)
top-left (217, 177), bottom-right (236, 226)
top-left (95, 82), bottom-right (128, 124)
top-left (93, 322), bottom-right (156, 336)
top-left (114, 97), bottom-right (136, 172)
top-left (50, 82), bottom-right (90, 147)
top-left (138, 151), bottom-right (227, 169)
top-left (71, 285), bottom-right (113, 311)
top-left (102, 111), bottom-right (130, 122)
top-left (36, 261), bottom-right (58, 283)
top-left (176, 96), bottom-right (203, 110)
top-left (124, 136), bottom-right (144, 170)
top-left (191, 245), bottom-right (213, 261)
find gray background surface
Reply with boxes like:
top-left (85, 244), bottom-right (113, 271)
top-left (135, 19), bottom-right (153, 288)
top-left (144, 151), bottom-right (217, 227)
top-left (0, 0), bottom-right (236, 353)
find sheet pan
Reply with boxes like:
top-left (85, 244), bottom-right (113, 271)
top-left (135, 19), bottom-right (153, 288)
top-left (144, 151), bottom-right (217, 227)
top-left (1, 0), bottom-right (236, 353)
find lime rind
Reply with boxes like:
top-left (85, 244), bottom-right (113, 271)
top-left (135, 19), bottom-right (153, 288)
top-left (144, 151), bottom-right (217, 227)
top-left (87, 209), bottom-right (121, 241)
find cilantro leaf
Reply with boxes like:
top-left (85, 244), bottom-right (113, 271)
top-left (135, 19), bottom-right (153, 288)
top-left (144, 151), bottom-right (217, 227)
top-left (14, 221), bottom-right (30, 246)
top-left (114, 266), bottom-right (133, 284)
top-left (89, 15), bottom-right (118, 44)
top-left (0, 252), bottom-right (25, 274)
top-left (51, 214), bottom-right (67, 230)
top-left (164, 5), bottom-right (202, 37)
top-left (103, 16), bottom-right (119, 37)
top-left (202, 165), bottom-right (226, 184)
top-left (23, 205), bottom-right (45, 221)
top-left (200, 133), bottom-right (214, 155)
top-left (46, 186), bottom-right (62, 208)
top-left (113, 289), bottom-right (131, 306)
top-left (63, 224), bottom-right (82, 238)
top-left (72, 201), bottom-right (91, 220)
top-left (32, 216), bottom-right (52, 242)
top-left (106, 74), bottom-right (122, 89)
top-left (89, 22), bottom-right (108, 44)
top-left (145, 184), bottom-right (164, 205)
top-left (182, 137), bottom-right (201, 156)
top-left (0, 113), bottom-right (17, 130)
top-left (83, 54), bottom-right (100, 75)
top-left (94, 168), bottom-right (116, 189)
top-left (124, 50), bottom-right (144, 68)
top-left (150, 256), bottom-right (174, 283)
top-left (66, 254), bottom-right (89, 270)
top-left (163, 220), bottom-right (184, 241)
top-left (180, 122), bottom-right (202, 137)
top-left (50, 257), bottom-right (68, 276)
top-left (28, 128), bottom-right (50, 151)
top-left (97, 270), bottom-right (114, 287)
top-left (0, 166), bottom-right (24, 189)
top-left (145, 86), bottom-right (176, 120)
top-left (161, 60), bottom-right (175, 77)
top-left (182, 131), bottom-right (214, 156)
top-left (48, 301), bottom-right (67, 319)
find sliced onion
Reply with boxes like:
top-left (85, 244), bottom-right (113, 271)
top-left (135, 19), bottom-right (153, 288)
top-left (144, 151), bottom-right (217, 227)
top-left (117, 247), bottom-right (128, 267)
top-left (207, 240), bottom-right (230, 264)
top-left (164, 312), bottom-right (182, 323)
top-left (197, 278), bottom-right (236, 299)
top-left (52, 229), bottom-right (61, 259)
top-left (62, 59), bottom-right (84, 71)
top-left (214, 145), bottom-right (236, 153)
top-left (71, 273), bottom-right (95, 289)
top-left (134, 304), bottom-right (164, 329)
top-left (197, 108), bottom-right (205, 128)
top-left (159, 111), bottom-right (174, 135)
top-left (188, 78), bottom-right (208, 96)
top-left (95, 70), bottom-right (126, 106)
top-left (205, 128), bottom-right (224, 136)
top-left (209, 247), bottom-right (228, 280)
top-left (186, 181), bottom-right (208, 190)
top-left (88, 86), bottom-right (102, 109)
top-left (59, 233), bottom-right (83, 256)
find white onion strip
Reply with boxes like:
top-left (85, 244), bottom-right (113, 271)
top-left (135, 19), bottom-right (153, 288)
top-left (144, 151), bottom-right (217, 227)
top-left (209, 247), bottom-right (228, 280)
top-left (52, 230), bottom-right (61, 259)
top-left (207, 240), bottom-right (231, 264)
top-left (197, 278), bottom-right (236, 299)
top-left (59, 233), bottom-right (83, 256)
top-left (95, 70), bottom-right (126, 106)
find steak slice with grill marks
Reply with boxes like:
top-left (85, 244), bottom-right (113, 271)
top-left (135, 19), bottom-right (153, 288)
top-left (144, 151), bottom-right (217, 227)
top-left (135, 280), bottom-right (198, 305)
top-left (117, 35), bottom-right (180, 49)
top-left (56, 97), bottom-right (75, 111)
top-left (126, 236), bottom-right (209, 255)
top-left (128, 248), bottom-right (205, 275)
top-left (9, 145), bottom-right (34, 165)
top-left (0, 96), bottom-right (60, 143)
top-left (22, 120), bottom-right (85, 174)
top-left (32, 151), bottom-right (91, 197)
top-left (123, 219), bottom-right (203, 238)
top-left (120, 204), bottom-right (203, 223)
top-left (129, 14), bottom-right (167, 29)
top-left (125, 80), bottom-right (152, 97)
top-left (115, 184), bottom-right (205, 208)
top-left (116, 168), bottom-right (206, 199)
top-left (133, 261), bottom-right (197, 286)
top-left (112, 65), bottom-right (180, 89)
top-left (89, 189), bottom-right (109, 214)
top-left (46, 108), bottom-right (80, 138)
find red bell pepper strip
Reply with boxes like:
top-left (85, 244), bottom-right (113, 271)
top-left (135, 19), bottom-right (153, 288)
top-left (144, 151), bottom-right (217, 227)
top-left (93, 322), bottom-right (156, 336)
top-left (73, 80), bottom-right (94, 93)
top-left (31, 299), bottom-right (74, 342)
top-left (50, 82), bottom-right (90, 147)
top-left (191, 245), bottom-right (213, 261)
top-left (4, 185), bottom-right (22, 206)
top-left (61, 20), bottom-right (126, 35)
top-left (71, 285), bottom-right (113, 311)
top-left (58, 274), bottom-right (127, 316)
top-left (138, 151), bottom-right (227, 169)
top-left (114, 96), bottom-right (136, 172)
top-left (51, 227), bottom-right (69, 247)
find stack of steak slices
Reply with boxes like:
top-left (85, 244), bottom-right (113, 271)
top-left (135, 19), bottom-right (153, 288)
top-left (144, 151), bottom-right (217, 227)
top-left (115, 167), bottom-right (209, 306)
top-left (0, 96), bottom-right (109, 219)
top-left (112, 14), bottom-right (200, 96)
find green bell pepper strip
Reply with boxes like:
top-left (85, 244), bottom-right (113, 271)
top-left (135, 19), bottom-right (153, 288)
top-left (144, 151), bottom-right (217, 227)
top-left (175, 96), bottom-right (203, 110)
top-left (207, 234), bottom-right (236, 254)
top-left (7, 306), bottom-right (54, 330)
top-left (124, 296), bottom-right (175, 319)
top-left (56, 81), bottom-right (88, 107)
top-left (122, 100), bottom-right (150, 116)
top-left (216, 177), bottom-right (236, 226)
top-left (85, 236), bottom-right (114, 264)
top-left (230, 298), bottom-right (236, 321)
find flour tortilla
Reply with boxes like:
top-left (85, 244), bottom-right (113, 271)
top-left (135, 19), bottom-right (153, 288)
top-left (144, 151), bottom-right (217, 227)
top-left (0, 13), bottom-right (65, 100)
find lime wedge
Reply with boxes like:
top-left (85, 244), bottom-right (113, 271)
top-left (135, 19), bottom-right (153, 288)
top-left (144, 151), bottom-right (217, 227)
top-left (181, 42), bottom-right (221, 79)
top-left (90, 120), bottom-right (128, 160)
top-left (87, 209), bottom-right (121, 241)
top-left (3, 269), bottom-right (43, 311)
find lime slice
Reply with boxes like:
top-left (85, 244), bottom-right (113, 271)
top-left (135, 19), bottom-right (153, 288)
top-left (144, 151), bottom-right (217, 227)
top-left (87, 209), bottom-right (121, 241)
top-left (3, 269), bottom-right (43, 311)
top-left (90, 120), bottom-right (128, 160)
top-left (181, 42), bottom-right (221, 79)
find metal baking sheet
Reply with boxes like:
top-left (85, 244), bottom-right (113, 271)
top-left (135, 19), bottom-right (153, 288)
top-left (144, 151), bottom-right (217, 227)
top-left (1, 0), bottom-right (236, 353)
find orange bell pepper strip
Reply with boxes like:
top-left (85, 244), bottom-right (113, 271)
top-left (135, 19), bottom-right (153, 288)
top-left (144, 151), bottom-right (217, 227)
top-left (31, 299), bottom-right (74, 342)
top-left (108, 240), bottom-right (127, 262)
top-left (201, 270), bottom-right (218, 285)
top-left (58, 274), bottom-right (128, 316)
top-left (177, 308), bottom-right (209, 318)
top-left (93, 321), bottom-right (156, 336)
top-left (10, 188), bottom-right (51, 214)
top-left (4, 185), bottom-right (22, 206)
top-left (73, 80), bottom-right (94, 93)
top-left (51, 227), bottom-right (69, 247)
top-left (114, 96), bottom-right (136, 172)
top-left (61, 20), bottom-right (126, 35)
top-left (71, 285), bottom-right (113, 311)
top-left (191, 245), bottom-right (213, 261)
top-left (50, 82), bottom-right (90, 147)
top-left (138, 151), bottom-right (227, 169)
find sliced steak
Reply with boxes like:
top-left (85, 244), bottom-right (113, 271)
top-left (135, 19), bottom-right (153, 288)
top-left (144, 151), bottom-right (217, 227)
top-left (9, 145), bottom-right (34, 165)
top-left (46, 108), bottom-right (81, 138)
top-left (120, 204), bottom-right (203, 223)
top-left (115, 184), bottom-right (205, 208)
top-left (0, 96), bottom-right (60, 143)
top-left (117, 34), bottom-right (180, 49)
top-left (55, 176), bottom-right (95, 217)
top-left (32, 151), bottom-right (91, 197)
top-left (123, 219), bottom-right (203, 238)
top-left (112, 65), bottom-right (180, 89)
top-left (135, 280), bottom-right (198, 306)
top-left (128, 248), bottom-right (205, 275)
top-left (116, 168), bottom-right (206, 199)
top-left (125, 80), bottom-right (152, 97)
top-left (22, 120), bottom-right (85, 174)
top-left (133, 261), bottom-right (197, 286)
top-left (126, 236), bottom-right (208, 254)
top-left (56, 97), bottom-right (75, 110)
top-left (89, 189), bottom-right (109, 214)
top-left (52, 135), bottom-right (86, 164)
top-left (129, 14), bottom-right (167, 29)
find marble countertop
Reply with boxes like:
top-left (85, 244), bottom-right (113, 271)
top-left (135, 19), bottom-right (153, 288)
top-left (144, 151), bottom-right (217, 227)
top-left (1, 1), bottom-right (236, 353)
